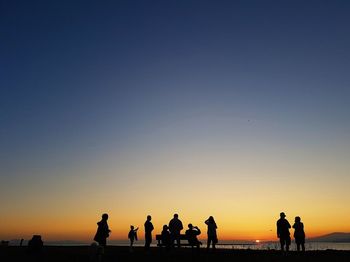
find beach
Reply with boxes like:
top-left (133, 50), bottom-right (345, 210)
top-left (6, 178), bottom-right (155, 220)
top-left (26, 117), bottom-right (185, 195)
top-left (1, 246), bottom-right (350, 262)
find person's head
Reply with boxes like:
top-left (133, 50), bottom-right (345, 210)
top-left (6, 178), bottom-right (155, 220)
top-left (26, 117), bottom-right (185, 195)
top-left (163, 225), bottom-right (168, 231)
top-left (102, 213), bottom-right (109, 220)
top-left (188, 223), bottom-right (193, 229)
top-left (295, 216), bottom-right (301, 223)
top-left (280, 212), bottom-right (286, 218)
top-left (174, 214), bottom-right (178, 219)
top-left (147, 215), bottom-right (152, 221)
top-left (130, 225), bottom-right (134, 230)
top-left (208, 216), bottom-right (215, 223)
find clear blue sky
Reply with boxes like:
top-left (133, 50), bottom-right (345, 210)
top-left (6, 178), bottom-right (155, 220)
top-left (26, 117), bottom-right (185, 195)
top-left (1, 0), bottom-right (350, 240)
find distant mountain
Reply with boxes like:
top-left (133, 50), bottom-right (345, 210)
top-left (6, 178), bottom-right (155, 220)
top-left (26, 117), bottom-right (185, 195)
top-left (310, 232), bottom-right (350, 243)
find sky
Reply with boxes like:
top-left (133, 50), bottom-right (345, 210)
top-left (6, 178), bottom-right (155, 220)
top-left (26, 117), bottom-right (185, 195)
top-left (1, 0), bottom-right (350, 242)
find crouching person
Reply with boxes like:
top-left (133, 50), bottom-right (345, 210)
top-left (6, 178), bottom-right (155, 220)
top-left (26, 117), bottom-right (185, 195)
top-left (185, 224), bottom-right (201, 251)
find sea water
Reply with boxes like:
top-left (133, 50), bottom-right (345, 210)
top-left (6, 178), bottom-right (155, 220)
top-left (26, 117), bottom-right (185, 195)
top-left (107, 240), bottom-right (350, 250)
top-left (7, 239), bottom-right (350, 250)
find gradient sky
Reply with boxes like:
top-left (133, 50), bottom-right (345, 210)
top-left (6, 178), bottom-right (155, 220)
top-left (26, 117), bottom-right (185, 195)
top-left (1, 0), bottom-right (350, 242)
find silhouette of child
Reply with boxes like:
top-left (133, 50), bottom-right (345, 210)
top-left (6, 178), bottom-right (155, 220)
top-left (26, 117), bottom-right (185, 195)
top-left (161, 225), bottom-right (171, 250)
top-left (293, 216), bottom-right (305, 251)
top-left (128, 225), bottom-right (139, 251)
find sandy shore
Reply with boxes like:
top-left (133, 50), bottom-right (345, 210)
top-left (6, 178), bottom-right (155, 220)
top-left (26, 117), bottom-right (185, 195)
top-left (1, 246), bottom-right (350, 262)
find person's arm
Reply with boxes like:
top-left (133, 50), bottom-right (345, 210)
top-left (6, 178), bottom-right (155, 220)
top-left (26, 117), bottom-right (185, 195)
top-left (105, 222), bottom-right (111, 232)
top-left (205, 219), bottom-right (209, 225)
top-left (277, 222), bottom-right (280, 238)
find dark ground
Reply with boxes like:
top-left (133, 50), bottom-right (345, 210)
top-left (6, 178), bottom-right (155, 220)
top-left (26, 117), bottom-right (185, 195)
top-left (1, 246), bottom-right (350, 262)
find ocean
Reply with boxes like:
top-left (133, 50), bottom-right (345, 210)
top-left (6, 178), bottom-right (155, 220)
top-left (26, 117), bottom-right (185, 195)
top-left (106, 240), bottom-right (350, 251)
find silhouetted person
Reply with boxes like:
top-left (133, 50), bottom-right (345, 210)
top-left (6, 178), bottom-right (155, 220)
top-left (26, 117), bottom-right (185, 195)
top-left (20, 238), bottom-right (24, 246)
top-left (277, 212), bottom-right (291, 252)
top-left (161, 225), bottom-right (171, 250)
top-left (293, 216), bottom-right (305, 252)
top-left (94, 213), bottom-right (111, 247)
top-left (144, 215), bottom-right (154, 251)
top-left (128, 225), bottom-right (138, 252)
top-left (205, 216), bottom-right (218, 250)
top-left (185, 224), bottom-right (201, 249)
top-left (169, 213), bottom-right (183, 248)
top-left (28, 235), bottom-right (43, 254)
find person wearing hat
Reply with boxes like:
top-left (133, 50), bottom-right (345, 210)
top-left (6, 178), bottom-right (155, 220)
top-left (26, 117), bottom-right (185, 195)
top-left (276, 212), bottom-right (291, 252)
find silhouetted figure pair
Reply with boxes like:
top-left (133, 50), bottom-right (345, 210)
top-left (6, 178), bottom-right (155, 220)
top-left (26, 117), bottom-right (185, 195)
top-left (205, 216), bottom-right (218, 250)
top-left (128, 225), bottom-right (138, 252)
top-left (94, 213), bottom-right (111, 247)
top-left (277, 212), bottom-right (291, 252)
top-left (169, 213), bottom-right (183, 248)
top-left (144, 215), bottom-right (154, 251)
top-left (293, 216), bottom-right (305, 252)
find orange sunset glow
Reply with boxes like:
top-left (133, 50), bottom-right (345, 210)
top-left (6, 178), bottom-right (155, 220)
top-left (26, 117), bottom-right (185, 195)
top-left (1, 0), bottom-right (350, 249)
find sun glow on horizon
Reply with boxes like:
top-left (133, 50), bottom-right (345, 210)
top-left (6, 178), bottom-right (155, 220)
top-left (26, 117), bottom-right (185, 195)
top-left (1, 0), bottom-right (350, 245)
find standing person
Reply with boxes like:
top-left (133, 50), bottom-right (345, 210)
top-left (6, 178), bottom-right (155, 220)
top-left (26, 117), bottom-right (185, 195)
top-left (144, 215), bottom-right (154, 251)
top-left (169, 213), bottom-right (183, 248)
top-left (94, 213), bottom-right (111, 247)
top-left (128, 225), bottom-right (139, 252)
top-left (293, 216), bottom-right (305, 252)
top-left (205, 216), bottom-right (218, 250)
top-left (277, 212), bottom-right (291, 252)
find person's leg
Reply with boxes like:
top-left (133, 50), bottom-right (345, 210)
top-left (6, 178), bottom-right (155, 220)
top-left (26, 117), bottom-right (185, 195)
top-left (286, 236), bottom-right (291, 252)
top-left (301, 240), bottom-right (305, 252)
top-left (130, 239), bottom-right (134, 252)
top-left (296, 243), bottom-right (300, 251)
top-left (145, 235), bottom-right (150, 251)
top-left (280, 239), bottom-right (285, 251)
top-left (207, 236), bottom-right (211, 250)
top-left (170, 233), bottom-right (175, 248)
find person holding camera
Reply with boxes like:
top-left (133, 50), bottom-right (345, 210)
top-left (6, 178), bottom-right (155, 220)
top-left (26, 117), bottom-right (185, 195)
top-left (205, 216), bottom-right (218, 250)
top-left (185, 224), bottom-right (201, 249)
